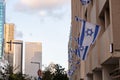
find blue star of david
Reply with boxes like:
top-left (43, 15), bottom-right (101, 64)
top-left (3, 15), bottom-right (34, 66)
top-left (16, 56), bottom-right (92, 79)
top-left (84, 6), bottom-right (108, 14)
top-left (81, 0), bottom-right (90, 5)
top-left (86, 28), bottom-right (94, 36)
top-left (79, 46), bottom-right (84, 51)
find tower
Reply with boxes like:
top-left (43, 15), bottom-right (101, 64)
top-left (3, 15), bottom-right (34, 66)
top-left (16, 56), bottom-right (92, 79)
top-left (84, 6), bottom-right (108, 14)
top-left (0, 0), bottom-right (5, 58)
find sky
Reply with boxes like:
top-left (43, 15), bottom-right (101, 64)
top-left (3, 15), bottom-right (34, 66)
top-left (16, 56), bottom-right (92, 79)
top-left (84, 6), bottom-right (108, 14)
top-left (6, 0), bottom-right (71, 70)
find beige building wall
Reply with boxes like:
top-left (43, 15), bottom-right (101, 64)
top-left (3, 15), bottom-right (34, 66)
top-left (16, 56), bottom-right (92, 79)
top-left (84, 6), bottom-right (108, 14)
top-left (4, 23), bottom-right (14, 54)
top-left (12, 40), bottom-right (23, 73)
top-left (69, 0), bottom-right (85, 80)
top-left (25, 42), bottom-right (42, 78)
top-left (4, 24), bottom-right (23, 73)
top-left (69, 0), bottom-right (120, 80)
top-left (4, 40), bottom-right (23, 73)
top-left (4, 23), bottom-right (14, 66)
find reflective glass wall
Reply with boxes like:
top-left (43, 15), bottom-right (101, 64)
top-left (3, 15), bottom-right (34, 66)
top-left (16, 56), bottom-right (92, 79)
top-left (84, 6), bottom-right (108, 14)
top-left (0, 0), bottom-right (5, 58)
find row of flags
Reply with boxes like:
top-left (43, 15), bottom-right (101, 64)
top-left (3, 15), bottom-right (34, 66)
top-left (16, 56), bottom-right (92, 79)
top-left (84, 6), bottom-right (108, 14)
top-left (68, 47), bottom-right (80, 76)
top-left (69, 16), bottom-right (101, 60)
top-left (68, 16), bottom-right (101, 76)
top-left (68, 0), bottom-right (100, 77)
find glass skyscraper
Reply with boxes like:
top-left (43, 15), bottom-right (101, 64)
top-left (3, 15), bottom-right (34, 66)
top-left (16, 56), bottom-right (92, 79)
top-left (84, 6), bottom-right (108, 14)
top-left (0, 0), bottom-right (5, 58)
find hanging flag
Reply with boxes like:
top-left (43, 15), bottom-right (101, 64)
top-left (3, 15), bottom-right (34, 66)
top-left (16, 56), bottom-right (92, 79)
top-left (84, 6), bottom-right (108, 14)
top-left (79, 20), bottom-right (101, 60)
top-left (68, 48), bottom-right (74, 63)
top-left (75, 48), bottom-right (80, 58)
top-left (76, 60), bottom-right (80, 64)
top-left (73, 37), bottom-right (80, 44)
top-left (79, 45), bottom-right (90, 60)
top-left (80, 0), bottom-right (91, 5)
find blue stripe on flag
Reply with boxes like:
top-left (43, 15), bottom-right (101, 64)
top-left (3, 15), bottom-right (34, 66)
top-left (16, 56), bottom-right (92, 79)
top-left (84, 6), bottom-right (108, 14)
top-left (75, 48), bottom-right (80, 57)
top-left (75, 49), bottom-right (77, 55)
top-left (82, 46), bottom-right (89, 60)
top-left (77, 37), bottom-right (80, 44)
top-left (78, 49), bottom-right (80, 57)
top-left (92, 25), bottom-right (100, 44)
top-left (80, 20), bottom-right (86, 45)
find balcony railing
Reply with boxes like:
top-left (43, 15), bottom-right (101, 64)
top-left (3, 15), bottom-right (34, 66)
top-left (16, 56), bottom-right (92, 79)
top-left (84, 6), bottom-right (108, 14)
top-left (109, 67), bottom-right (120, 79)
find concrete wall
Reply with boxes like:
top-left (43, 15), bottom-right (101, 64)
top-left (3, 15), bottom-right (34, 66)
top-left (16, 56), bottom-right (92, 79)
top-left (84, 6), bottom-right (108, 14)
top-left (110, 0), bottom-right (120, 51)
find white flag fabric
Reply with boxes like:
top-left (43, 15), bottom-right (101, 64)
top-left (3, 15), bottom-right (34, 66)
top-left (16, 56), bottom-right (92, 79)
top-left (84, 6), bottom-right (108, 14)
top-left (79, 20), bottom-right (101, 60)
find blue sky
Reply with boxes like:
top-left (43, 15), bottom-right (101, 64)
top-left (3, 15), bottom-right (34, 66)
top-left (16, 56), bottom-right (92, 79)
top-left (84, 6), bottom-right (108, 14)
top-left (6, 0), bottom-right (71, 69)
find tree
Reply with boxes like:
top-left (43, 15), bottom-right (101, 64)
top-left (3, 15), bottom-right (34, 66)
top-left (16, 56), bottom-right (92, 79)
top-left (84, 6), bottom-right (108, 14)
top-left (42, 70), bottom-right (53, 80)
top-left (0, 65), bottom-right (32, 80)
top-left (52, 64), bottom-right (68, 80)
top-left (42, 63), bottom-right (68, 80)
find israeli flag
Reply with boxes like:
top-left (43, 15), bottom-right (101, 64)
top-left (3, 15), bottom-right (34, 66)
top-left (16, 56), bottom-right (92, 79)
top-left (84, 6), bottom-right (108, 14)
top-left (73, 37), bottom-right (80, 44)
top-left (80, 0), bottom-right (91, 5)
top-left (68, 69), bottom-right (74, 76)
top-left (75, 48), bottom-right (80, 58)
top-left (78, 45), bottom-right (90, 60)
top-left (79, 20), bottom-right (100, 60)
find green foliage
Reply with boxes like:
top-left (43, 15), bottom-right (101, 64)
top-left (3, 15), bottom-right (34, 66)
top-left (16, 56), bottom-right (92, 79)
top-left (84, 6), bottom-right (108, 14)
top-left (42, 64), bottom-right (69, 80)
top-left (8, 73), bottom-right (31, 80)
top-left (1, 63), bottom-right (69, 80)
top-left (0, 65), bottom-right (32, 80)
top-left (42, 70), bottom-right (53, 80)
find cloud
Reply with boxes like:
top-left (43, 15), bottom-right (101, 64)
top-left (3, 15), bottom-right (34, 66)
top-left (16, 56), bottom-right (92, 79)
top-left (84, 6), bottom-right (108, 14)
top-left (15, 0), bottom-right (70, 11)
top-left (20, 0), bottom-right (69, 9)
top-left (14, 0), bottom-right (70, 18)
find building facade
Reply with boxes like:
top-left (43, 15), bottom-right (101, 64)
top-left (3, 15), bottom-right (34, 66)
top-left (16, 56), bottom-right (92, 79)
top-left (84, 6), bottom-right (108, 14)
top-left (25, 42), bottom-right (42, 78)
top-left (4, 40), bottom-right (23, 73)
top-left (0, 0), bottom-right (5, 58)
top-left (69, 0), bottom-right (120, 80)
top-left (12, 40), bottom-right (23, 73)
top-left (4, 23), bottom-right (14, 54)
top-left (4, 23), bottom-right (14, 66)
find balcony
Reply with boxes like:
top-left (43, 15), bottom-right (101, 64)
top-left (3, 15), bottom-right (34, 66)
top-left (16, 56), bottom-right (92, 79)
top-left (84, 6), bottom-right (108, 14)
top-left (99, 24), bottom-right (120, 64)
top-left (109, 67), bottom-right (120, 79)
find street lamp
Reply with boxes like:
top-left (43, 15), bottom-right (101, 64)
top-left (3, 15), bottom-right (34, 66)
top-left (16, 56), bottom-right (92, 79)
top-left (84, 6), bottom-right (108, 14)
top-left (31, 61), bottom-right (42, 80)
top-left (31, 61), bottom-right (40, 69)
top-left (6, 40), bottom-right (23, 74)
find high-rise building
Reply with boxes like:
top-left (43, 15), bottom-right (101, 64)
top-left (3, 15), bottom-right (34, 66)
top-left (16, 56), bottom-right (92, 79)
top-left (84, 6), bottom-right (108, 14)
top-left (4, 40), bottom-right (23, 73)
top-left (25, 42), bottom-right (42, 78)
top-left (69, 0), bottom-right (120, 80)
top-left (4, 23), bottom-right (14, 54)
top-left (0, 0), bottom-right (5, 58)
top-left (4, 23), bottom-right (14, 66)
top-left (12, 40), bottom-right (23, 73)
top-left (4, 24), bottom-right (23, 73)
